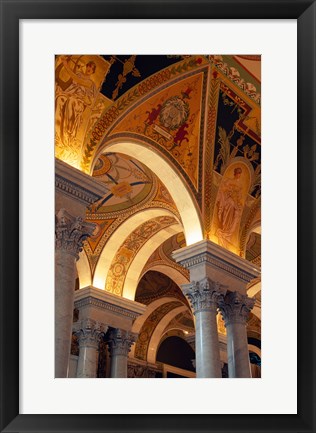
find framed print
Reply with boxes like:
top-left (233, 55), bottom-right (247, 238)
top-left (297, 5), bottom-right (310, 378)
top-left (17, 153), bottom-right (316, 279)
top-left (0, 0), bottom-right (315, 432)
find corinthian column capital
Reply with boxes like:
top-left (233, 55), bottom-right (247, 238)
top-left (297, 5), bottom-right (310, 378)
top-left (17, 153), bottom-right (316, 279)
top-left (219, 291), bottom-right (255, 326)
top-left (74, 319), bottom-right (107, 349)
top-left (55, 208), bottom-right (95, 259)
top-left (107, 328), bottom-right (137, 357)
top-left (182, 277), bottom-right (226, 315)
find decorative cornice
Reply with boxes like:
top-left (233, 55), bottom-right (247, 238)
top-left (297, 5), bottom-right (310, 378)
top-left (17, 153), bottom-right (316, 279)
top-left (182, 278), bottom-right (226, 314)
top-left (74, 286), bottom-right (147, 320)
top-left (219, 291), bottom-right (255, 325)
top-left (210, 55), bottom-right (261, 105)
top-left (107, 328), bottom-right (137, 357)
top-left (55, 209), bottom-right (95, 259)
top-left (55, 175), bottom-right (100, 205)
top-left (181, 253), bottom-right (254, 283)
top-left (55, 158), bottom-right (107, 205)
top-left (127, 364), bottom-right (157, 378)
top-left (75, 297), bottom-right (141, 320)
top-left (173, 240), bottom-right (260, 284)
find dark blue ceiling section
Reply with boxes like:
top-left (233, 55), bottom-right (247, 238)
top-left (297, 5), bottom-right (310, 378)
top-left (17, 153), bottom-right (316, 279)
top-left (214, 89), bottom-right (261, 197)
top-left (101, 55), bottom-right (184, 101)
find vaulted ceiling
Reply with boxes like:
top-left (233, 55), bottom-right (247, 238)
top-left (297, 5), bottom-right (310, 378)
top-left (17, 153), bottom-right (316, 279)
top-left (56, 54), bottom-right (261, 353)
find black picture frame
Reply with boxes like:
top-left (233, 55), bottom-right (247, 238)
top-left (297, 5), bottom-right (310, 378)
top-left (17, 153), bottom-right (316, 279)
top-left (0, 1), bottom-right (315, 432)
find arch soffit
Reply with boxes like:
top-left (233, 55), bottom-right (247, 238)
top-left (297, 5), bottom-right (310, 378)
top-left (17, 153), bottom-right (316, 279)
top-left (140, 264), bottom-right (189, 288)
top-left (247, 280), bottom-right (261, 298)
top-left (123, 224), bottom-right (183, 300)
top-left (76, 248), bottom-right (92, 289)
top-left (93, 207), bottom-right (178, 290)
top-left (130, 296), bottom-right (186, 357)
top-left (94, 140), bottom-right (203, 246)
top-left (160, 328), bottom-right (190, 342)
top-left (248, 344), bottom-right (261, 357)
top-left (132, 297), bottom-right (185, 334)
top-left (243, 221), bottom-right (261, 258)
top-left (147, 305), bottom-right (188, 364)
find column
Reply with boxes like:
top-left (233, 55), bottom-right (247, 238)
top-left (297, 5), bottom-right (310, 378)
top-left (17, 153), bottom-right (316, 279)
top-left (183, 278), bottom-right (224, 378)
top-left (55, 208), bottom-right (95, 378)
top-left (75, 319), bottom-right (107, 378)
top-left (107, 328), bottom-right (136, 378)
top-left (219, 291), bottom-right (255, 378)
top-left (172, 239), bottom-right (260, 379)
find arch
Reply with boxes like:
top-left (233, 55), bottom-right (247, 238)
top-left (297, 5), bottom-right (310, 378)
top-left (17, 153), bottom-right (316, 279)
top-left (147, 306), bottom-right (188, 364)
top-left (244, 222), bottom-right (261, 260)
top-left (247, 280), bottom-right (261, 298)
top-left (248, 344), bottom-right (261, 357)
top-left (156, 335), bottom-right (196, 372)
top-left (130, 296), bottom-right (183, 357)
top-left (93, 208), bottom-right (178, 290)
top-left (252, 305), bottom-right (261, 320)
top-left (76, 249), bottom-right (92, 289)
top-left (94, 140), bottom-right (203, 246)
top-left (123, 224), bottom-right (183, 300)
top-left (140, 264), bottom-right (189, 287)
top-left (160, 328), bottom-right (190, 344)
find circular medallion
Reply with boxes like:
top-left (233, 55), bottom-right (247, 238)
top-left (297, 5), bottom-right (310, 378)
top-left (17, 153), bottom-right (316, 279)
top-left (159, 96), bottom-right (189, 130)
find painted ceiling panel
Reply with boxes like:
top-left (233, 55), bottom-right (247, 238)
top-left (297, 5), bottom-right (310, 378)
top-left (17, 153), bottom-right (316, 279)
top-left (55, 54), bottom-right (261, 281)
top-left (108, 71), bottom-right (206, 193)
top-left (91, 152), bottom-right (153, 212)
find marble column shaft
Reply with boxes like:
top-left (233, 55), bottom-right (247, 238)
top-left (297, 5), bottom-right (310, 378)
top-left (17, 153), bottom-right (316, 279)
top-left (219, 291), bottom-right (255, 378)
top-left (55, 249), bottom-right (77, 378)
top-left (75, 319), bottom-right (107, 378)
top-left (55, 208), bottom-right (95, 378)
top-left (107, 328), bottom-right (136, 378)
top-left (184, 278), bottom-right (225, 378)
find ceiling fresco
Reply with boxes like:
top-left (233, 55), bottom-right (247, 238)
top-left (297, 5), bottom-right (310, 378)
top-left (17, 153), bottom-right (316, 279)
top-left (108, 71), bottom-right (206, 195)
top-left (105, 217), bottom-right (179, 296)
top-left (91, 152), bottom-right (153, 213)
top-left (84, 156), bottom-right (181, 274)
top-left (246, 231), bottom-right (261, 265)
top-left (55, 53), bottom-right (261, 302)
top-left (166, 310), bottom-right (195, 332)
top-left (55, 55), bottom-right (111, 168)
top-left (56, 55), bottom-right (262, 366)
top-left (134, 300), bottom-right (183, 361)
top-left (100, 55), bottom-right (188, 101)
top-left (141, 233), bottom-right (189, 281)
top-left (135, 270), bottom-right (188, 305)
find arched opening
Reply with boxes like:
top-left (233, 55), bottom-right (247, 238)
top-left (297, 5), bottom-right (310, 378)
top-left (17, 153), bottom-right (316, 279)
top-left (54, 54), bottom-right (262, 381)
top-left (133, 270), bottom-right (193, 364)
top-left (94, 140), bottom-right (203, 245)
top-left (93, 208), bottom-right (178, 290)
top-left (76, 249), bottom-right (92, 289)
top-left (156, 336), bottom-right (195, 373)
top-left (122, 224), bottom-right (183, 300)
top-left (249, 351), bottom-right (261, 378)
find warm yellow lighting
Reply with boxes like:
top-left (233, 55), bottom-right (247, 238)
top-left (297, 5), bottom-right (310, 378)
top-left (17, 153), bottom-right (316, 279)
top-left (96, 141), bottom-right (203, 245)
top-left (93, 209), bottom-right (175, 291)
top-left (209, 233), bottom-right (239, 255)
top-left (122, 225), bottom-right (182, 299)
top-left (123, 289), bottom-right (134, 301)
top-left (56, 155), bottom-right (82, 171)
top-left (186, 229), bottom-right (203, 246)
top-left (77, 250), bottom-right (92, 288)
top-left (93, 277), bottom-right (105, 291)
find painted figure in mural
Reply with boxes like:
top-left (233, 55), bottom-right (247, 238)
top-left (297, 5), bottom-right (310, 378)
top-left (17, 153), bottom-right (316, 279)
top-left (216, 167), bottom-right (243, 248)
top-left (55, 56), bottom-right (97, 148)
